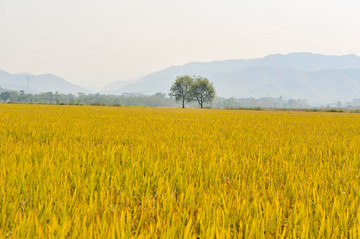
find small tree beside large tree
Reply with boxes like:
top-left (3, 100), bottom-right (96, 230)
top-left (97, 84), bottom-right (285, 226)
top-left (189, 76), bottom-right (216, 108)
top-left (169, 75), bottom-right (216, 108)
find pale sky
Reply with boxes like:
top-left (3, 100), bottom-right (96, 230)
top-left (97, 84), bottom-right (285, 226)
top-left (1, 0), bottom-right (359, 89)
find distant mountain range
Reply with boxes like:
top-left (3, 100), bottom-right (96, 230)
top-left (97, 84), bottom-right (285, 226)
top-left (106, 53), bottom-right (360, 104)
top-left (99, 77), bottom-right (140, 95)
top-left (0, 70), bottom-right (88, 94)
top-left (2, 53), bottom-right (360, 104)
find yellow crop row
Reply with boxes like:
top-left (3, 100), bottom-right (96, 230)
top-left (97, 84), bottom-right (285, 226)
top-left (1, 104), bottom-right (360, 238)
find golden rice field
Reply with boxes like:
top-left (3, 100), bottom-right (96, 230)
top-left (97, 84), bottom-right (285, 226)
top-left (1, 104), bottom-right (360, 238)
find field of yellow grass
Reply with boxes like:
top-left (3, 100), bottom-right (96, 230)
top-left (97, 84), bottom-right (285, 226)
top-left (1, 104), bottom-right (360, 238)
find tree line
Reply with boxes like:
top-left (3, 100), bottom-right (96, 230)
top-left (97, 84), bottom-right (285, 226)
top-left (0, 77), bottom-right (309, 108)
top-left (0, 90), bottom-right (175, 107)
top-left (0, 90), bottom-right (309, 108)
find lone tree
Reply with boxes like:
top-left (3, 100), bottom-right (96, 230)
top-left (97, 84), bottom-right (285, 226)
top-left (169, 75), bottom-right (193, 108)
top-left (189, 76), bottom-right (216, 108)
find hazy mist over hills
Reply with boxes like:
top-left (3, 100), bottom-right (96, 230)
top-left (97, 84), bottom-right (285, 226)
top-left (0, 70), bottom-right (88, 94)
top-left (2, 53), bottom-right (360, 105)
top-left (99, 77), bottom-right (141, 95)
top-left (104, 53), bottom-right (360, 104)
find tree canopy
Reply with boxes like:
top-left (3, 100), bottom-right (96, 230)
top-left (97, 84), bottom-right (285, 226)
top-left (169, 75), bottom-right (193, 108)
top-left (169, 75), bottom-right (216, 108)
top-left (189, 76), bottom-right (216, 108)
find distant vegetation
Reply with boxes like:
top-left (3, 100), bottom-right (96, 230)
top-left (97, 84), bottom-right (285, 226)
top-left (0, 90), bottom-right (311, 109)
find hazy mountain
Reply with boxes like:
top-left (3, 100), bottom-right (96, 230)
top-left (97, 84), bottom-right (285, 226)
top-left (109, 53), bottom-right (360, 104)
top-left (0, 70), bottom-right (88, 94)
top-left (3, 53), bottom-right (360, 104)
top-left (100, 77), bottom-right (141, 95)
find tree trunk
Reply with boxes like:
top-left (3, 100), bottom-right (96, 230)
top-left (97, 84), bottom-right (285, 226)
top-left (182, 98), bottom-right (185, 108)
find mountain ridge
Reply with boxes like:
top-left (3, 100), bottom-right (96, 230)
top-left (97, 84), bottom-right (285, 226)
top-left (106, 53), bottom-right (360, 104)
top-left (2, 53), bottom-right (360, 104)
top-left (0, 70), bottom-right (88, 94)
